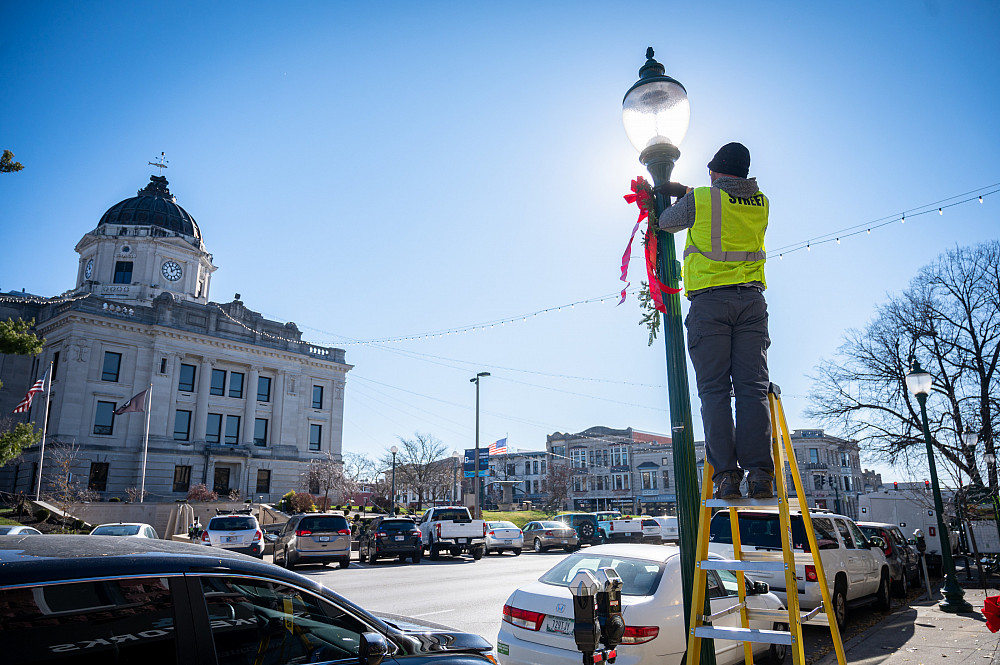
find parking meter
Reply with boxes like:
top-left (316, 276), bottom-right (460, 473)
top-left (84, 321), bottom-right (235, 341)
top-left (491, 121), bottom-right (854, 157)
top-left (595, 567), bottom-right (625, 659)
top-left (913, 529), bottom-right (927, 554)
top-left (569, 569), bottom-right (601, 664)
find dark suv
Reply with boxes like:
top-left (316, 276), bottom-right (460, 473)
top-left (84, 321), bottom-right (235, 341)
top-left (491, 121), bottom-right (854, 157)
top-left (858, 520), bottom-right (920, 595)
top-left (274, 513), bottom-right (352, 569)
top-left (552, 513), bottom-right (602, 546)
top-left (0, 535), bottom-right (495, 665)
top-left (360, 516), bottom-right (423, 564)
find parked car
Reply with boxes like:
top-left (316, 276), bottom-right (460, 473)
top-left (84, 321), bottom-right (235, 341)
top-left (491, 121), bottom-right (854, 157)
top-left (200, 513), bottom-right (263, 558)
top-left (858, 520), bottom-right (921, 595)
top-left (360, 516), bottom-right (423, 564)
top-left (593, 511), bottom-right (643, 543)
top-left (551, 513), bottom-right (602, 546)
top-left (418, 506), bottom-right (486, 560)
top-left (522, 521), bottom-right (579, 553)
top-left (89, 522), bottom-right (159, 539)
top-left (274, 513), bottom-right (352, 569)
top-left (496, 543), bottom-right (787, 665)
top-left (0, 535), bottom-right (496, 665)
top-left (709, 509), bottom-right (891, 630)
top-left (485, 520), bottom-right (523, 555)
top-left (648, 515), bottom-right (678, 543)
top-left (640, 518), bottom-right (661, 544)
top-left (0, 525), bottom-right (43, 535)
top-left (261, 522), bottom-right (285, 556)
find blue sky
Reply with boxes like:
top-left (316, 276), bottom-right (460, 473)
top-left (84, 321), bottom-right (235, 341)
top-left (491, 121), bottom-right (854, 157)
top-left (2, 1), bottom-right (997, 483)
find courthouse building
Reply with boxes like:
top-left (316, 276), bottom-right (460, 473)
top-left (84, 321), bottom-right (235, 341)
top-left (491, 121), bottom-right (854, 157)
top-left (0, 174), bottom-right (351, 501)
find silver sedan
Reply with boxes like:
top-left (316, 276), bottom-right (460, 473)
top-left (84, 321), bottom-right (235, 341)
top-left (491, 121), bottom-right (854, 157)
top-left (486, 521), bottom-right (524, 555)
top-left (522, 521), bottom-right (579, 553)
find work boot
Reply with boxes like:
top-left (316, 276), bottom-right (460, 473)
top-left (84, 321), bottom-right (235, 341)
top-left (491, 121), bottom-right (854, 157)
top-left (747, 477), bottom-right (774, 499)
top-left (714, 472), bottom-right (743, 500)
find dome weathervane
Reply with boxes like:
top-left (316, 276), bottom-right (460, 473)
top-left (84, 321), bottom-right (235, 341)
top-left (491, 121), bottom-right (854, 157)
top-left (148, 151), bottom-right (169, 174)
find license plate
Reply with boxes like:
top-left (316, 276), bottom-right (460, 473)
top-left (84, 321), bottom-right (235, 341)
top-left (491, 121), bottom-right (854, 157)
top-left (395, 536), bottom-right (404, 541)
top-left (545, 616), bottom-right (573, 635)
top-left (459, 538), bottom-right (467, 544)
top-left (224, 536), bottom-right (236, 543)
top-left (503, 540), bottom-right (512, 544)
top-left (319, 536), bottom-right (330, 542)
top-left (561, 539), bottom-right (568, 544)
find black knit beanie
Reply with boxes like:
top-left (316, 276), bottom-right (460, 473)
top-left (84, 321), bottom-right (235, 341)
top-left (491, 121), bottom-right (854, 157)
top-left (707, 142), bottom-right (750, 178)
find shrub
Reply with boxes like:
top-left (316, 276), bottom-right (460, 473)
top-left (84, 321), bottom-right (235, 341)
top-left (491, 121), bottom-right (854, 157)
top-left (187, 484), bottom-right (219, 502)
top-left (109, 497), bottom-right (121, 502)
top-left (290, 492), bottom-right (316, 513)
top-left (277, 490), bottom-right (296, 513)
top-left (34, 508), bottom-right (50, 522)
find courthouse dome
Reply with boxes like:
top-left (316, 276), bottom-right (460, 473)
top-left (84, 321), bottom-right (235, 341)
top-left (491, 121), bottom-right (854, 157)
top-left (98, 175), bottom-right (201, 240)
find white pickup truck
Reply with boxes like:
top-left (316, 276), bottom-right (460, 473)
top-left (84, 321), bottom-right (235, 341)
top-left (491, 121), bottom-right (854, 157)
top-left (418, 506), bottom-right (486, 560)
top-left (592, 511), bottom-right (643, 543)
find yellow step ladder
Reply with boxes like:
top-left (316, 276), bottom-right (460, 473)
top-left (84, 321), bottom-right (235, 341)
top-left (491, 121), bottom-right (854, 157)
top-left (685, 384), bottom-right (846, 665)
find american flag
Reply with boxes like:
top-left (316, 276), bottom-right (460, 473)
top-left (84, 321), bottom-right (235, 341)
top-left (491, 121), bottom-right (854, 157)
top-left (12, 374), bottom-right (45, 414)
top-left (488, 437), bottom-right (507, 456)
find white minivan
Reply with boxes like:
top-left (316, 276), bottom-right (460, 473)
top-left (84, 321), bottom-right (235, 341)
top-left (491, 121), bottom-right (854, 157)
top-left (649, 516), bottom-right (678, 543)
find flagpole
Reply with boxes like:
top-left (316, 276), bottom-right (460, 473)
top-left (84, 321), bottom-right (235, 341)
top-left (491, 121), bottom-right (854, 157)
top-left (139, 383), bottom-right (152, 503)
top-left (34, 362), bottom-right (52, 502)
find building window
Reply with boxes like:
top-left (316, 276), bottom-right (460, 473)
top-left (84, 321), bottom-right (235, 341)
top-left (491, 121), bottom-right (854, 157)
top-left (94, 401), bottom-right (115, 435)
top-left (661, 470), bottom-right (670, 489)
top-left (844, 476), bottom-right (852, 491)
top-left (809, 448), bottom-right (819, 464)
top-left (178, 364), bottom-right (196, 392)
top-left (533, 461), bottom-right (539, 475)
top-left (533, 479), bottom-right (540, 494)
top-left (593, 476), bottom-right (607, 491)
top-left (159, 357), bottom-right (167, 374)
top-left (612, 472), bottom-right (630, 491)
top-left (662, 457), bottom-right (669, 466)
top-left (524, 461), bottom-right (531, 474)
top-left (813, 474), bottom-right (824, 490)
top-left (552, 445), bottom-right (565, 457)
top-left (572, 476), bottom-right (585, 492)
top-left (309, 424), bottom-right (322, 451)
top-left (570, 449), bottom-right (586, 468)
top-left (173, 410), bottom-right (192, 441)
top-left (254, 418), bottom-right (268, 446)
top-left (611, 445), bottom-right (628, 467)
top-left (840, 451), bottom-right (850, 468)
top-left (229, 371), bottom-right (244, 398)
top-left (256, 469), bottom-right (271, 494)
top-left (173, 465), bottom-right (192, 492)
top-left (88, 462), bottom-right (109, 492)
top-left (506, 463), bottom-right (516, 476)
top-left (113, 261), bottom-right (133, 284)
top-left (641, 470), bottom-right (658, 490)
top-left (52, 351), bottom-right (60, 380)
top-left (257, 376), bottom-right (271, 402)
top-left (225, 415), bottom-right (241, 444)
top-left (210, 369), bottom-right (226, 396)
top-left (541, 460), bottom-right (546, 474)
top-left (206, 413), bottom-right (222, 444)
top-left (312, 385), bottom-right (323, 409)
top-left (101, 351), bottom-right (122, 382)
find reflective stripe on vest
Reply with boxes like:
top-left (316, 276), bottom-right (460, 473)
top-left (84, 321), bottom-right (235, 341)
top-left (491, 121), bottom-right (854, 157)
top-left (682, 188), bottom-right (767, 262)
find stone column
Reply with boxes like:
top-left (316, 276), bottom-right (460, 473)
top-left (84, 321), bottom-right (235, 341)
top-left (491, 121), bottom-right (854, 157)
top-left (244, 366), bottom-right (260, 444)
top-left (271, 373), bottom-right (284, 447)
top-left (194, 358), bottom-right (213, 441)
top-left (166, 354), bottom-right (181, 439)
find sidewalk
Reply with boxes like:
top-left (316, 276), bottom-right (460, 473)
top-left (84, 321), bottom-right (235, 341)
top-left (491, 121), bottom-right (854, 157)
top-left (814, 586), bottom-right (1000, 665)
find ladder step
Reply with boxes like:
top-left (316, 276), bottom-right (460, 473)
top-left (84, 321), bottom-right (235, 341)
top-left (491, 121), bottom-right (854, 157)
top-left (704, 497), bottom-right (804, 510)
top-left (740, 549), bottom-right (815, 566)
top-left (746, 607), bottom-right (830, 625)
top-left (700, 559), bottom-right (786, 572)
top-left (694, 625), bottom-right (793, 646)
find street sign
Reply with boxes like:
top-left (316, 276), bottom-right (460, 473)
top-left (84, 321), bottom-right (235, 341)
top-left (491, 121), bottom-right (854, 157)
top-left (463, 448), bottom-right (488, 478)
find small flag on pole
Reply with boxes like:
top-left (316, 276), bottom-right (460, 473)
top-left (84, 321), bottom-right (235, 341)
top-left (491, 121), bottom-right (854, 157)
top-left (12, 374), bottom-right (45, 414)
top-left (115, 390), bottom-right (147, 415)
top-left (488, 437), bottom-right (507, 456)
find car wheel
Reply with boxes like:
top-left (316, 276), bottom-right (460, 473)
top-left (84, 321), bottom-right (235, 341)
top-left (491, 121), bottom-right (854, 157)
top-left (429, 543), bottom-right (440, 560)
top-left (764, 623), bottom-right (788, 663)
top-left (832, 580), bottom-right (847, 632)
top-left (472, 546), bottom-right (484, 560)
top-left (579, 521), bottom-right (595, 540)
top-left (284, 548), bottom-right (295, 570)
top-left (512, 548), bottom-right (521, 556)
top-left (891, 568), bottom-right (907, 596)
top-left (411, 550), bottom-right (422, 563)
top-left (534, 538), bottom-right (545, 553)
top-left (875, 569), bottom-right (891, 611)
top-left (339, 557), bottom-right (351, 569)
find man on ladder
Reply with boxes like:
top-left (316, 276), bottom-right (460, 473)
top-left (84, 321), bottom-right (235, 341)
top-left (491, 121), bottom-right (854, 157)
top-left (657, 141), bottom-right (773, 500)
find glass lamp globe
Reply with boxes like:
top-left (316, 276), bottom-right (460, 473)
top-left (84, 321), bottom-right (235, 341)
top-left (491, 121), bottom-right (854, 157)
top-left (391, 445), bottom-right (399, 455)
top-left (962, 428), bottom-right (979, 449)
top-left (905, 358), bottom-right (933, 396)
top-left (622, 48), bottom-right (690, 153)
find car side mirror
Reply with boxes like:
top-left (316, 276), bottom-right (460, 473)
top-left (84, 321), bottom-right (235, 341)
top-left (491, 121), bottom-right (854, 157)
top-left (746, 580), bottom-right (769, 595)
top-left (359, 632), bottom-right (389, 665)
top-left (868, 536), bottom-right (886, 550)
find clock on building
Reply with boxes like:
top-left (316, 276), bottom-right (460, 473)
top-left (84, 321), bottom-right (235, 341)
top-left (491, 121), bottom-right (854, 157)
top-left (161, 260), bottom-right (183, 282)
top-left (84, 258), bottom-right (94, 279)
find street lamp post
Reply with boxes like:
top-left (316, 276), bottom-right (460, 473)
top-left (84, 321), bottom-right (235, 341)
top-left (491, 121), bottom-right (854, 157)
top-left (622, 47), bottom-right (710, 662)
top-left (452, 450), bottom-right (461, 504)
top-left (390, 445), bottom-right (398, 517)
top-left (470, 372), bottom-right (490, 520)
top-left (905, 357), bottom-right (973, 613)
top-left (984, 446), bottom-right (1000, 547)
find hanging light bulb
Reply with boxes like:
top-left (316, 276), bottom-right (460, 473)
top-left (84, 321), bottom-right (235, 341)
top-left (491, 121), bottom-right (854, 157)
top-left (901, 214), bottom-right (905, 224)
top-left (836, 238), bottom-right (841, 244)
top-left (939, 208), bottom-right (943, 215)
top-left (867, 229), bottom-right (871, 234)
top-left (779, 253), bottom-right (783, 260)
top-left (807, 243), bottom-right (811, 251)
top-left (979, 196), bottom-right (984, 203)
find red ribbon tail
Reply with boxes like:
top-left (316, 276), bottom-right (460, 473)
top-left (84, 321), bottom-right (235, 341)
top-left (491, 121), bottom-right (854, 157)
top-left (618, 218), bottom-right (643, 305)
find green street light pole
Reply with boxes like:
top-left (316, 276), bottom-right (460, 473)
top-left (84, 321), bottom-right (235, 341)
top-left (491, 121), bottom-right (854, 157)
top-left (905, 357), bottom-right (973, 613)
top-left (622, 48), bottom-right (712, 664)
top-left (471, 372), bottom-right (490, 520)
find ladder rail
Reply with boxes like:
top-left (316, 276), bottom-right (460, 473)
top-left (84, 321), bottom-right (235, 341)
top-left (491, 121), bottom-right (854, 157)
top-left (728, 505), bottom-right (754, 665)
top-left (686, 452), bottom-right (716, 665)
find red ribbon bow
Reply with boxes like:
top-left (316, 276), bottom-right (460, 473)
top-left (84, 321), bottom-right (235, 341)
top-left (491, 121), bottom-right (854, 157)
top-left (985, 594), bottom-right (1000, 633)
top-left (620, 177), bottom-right (681, 313)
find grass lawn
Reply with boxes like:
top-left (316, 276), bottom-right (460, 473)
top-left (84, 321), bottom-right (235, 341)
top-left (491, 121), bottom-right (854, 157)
top-left (0, 516), bottom-right (22, 526)
top-left (482, 510), bottom-right (553, 529)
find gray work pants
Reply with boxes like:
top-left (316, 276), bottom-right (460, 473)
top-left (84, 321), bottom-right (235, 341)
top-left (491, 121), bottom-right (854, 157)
top-left (685, 286), bottom-right (773, 484)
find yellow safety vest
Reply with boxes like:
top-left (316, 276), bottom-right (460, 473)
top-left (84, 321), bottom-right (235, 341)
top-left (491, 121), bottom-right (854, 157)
top-left (682, 186), bottom-right (768, 297)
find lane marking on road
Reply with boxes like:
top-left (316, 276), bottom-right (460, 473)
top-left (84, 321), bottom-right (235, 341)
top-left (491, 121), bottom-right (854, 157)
top-left (411, 609), bottom-right (456, 618)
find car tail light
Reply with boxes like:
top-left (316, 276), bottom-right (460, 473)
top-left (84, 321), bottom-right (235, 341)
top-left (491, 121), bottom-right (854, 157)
top-left (411, 530), bottom-right (421, 537)
top-left (488, 531), bottom-right (495, 537)
top-left (337, 529), bottom-right (351, 535)
top-left (502, 604), bottom-right (545, 631)
top-left (620, 626), bottom-right (659, 644)
top-left (436, 524), bottom-right (442, 539)
top-left (253, 530), bottom-right (262, 542)
top-left (484, 523), bottom-right (488, 537)
top-left (610, 522), bottom-right (615, 531)
top-left (804, 565), bottom-right (818, 582)
top-left (296, 529), bottom-right (312, 537)
top-left (201, 531), bottom-right (210, 543)
top-left (545, 530), bottom-right (553, 536)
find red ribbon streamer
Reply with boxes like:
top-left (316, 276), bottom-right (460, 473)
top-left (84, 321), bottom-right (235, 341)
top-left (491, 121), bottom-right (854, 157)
top-left (621, 177), bottom-right (681, 312)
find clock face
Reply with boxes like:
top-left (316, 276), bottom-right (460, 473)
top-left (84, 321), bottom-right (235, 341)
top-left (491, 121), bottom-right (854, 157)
top-left (84, 259), bottom-right (94, 279)
top-left (162, 260), bottom-right (183, 282)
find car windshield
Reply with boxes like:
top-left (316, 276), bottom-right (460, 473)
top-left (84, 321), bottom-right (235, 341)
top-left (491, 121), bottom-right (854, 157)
top-left (0, 526), bottom-right (16, 535)
top-left (540, 554), bottom-right (665, 596)
top-left (432, 509), bottom-right (471, 522)
top-left (298, 516), bottom-right (348, 532)
top-left (209, 517), bottom-right (255, 531)
top-left (92, 524), bottom-right (141, 536)
top-left (490, 521), bottom-right (517, 529)
top-left (378, 520), bottom-right (414, 532)
top-left (710, 513), bottom-right (840, 551)
top-left (537, 521), bottom-right (565, 529)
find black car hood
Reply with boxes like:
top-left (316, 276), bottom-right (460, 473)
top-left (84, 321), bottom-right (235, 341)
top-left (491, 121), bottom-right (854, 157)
top-left (376, 611), bottom-right (493, 655)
